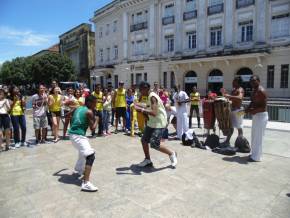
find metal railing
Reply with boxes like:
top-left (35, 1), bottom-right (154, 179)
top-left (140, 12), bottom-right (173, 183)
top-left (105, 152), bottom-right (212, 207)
top-left (208, 3), bottom-right (224, 16)
top-left (242, 103), bottom-right (290, 123)
top-left (130, 21), bottom-right (148, 32)
top-left (183, 10), bottom-right (198, 21)
top-left (162, 16), bottom-right (175, 25)
top-left (236, 0), bottom-right (255, 9)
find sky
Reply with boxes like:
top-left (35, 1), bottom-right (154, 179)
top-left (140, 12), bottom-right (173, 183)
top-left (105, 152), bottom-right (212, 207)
top-left (0, 0), bottom-right (112, 64)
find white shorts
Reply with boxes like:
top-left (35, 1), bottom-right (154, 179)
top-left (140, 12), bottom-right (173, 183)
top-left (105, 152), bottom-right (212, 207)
top-left (231, 109), bottom-right (244, 129)
top-left (69, 134), bottom-right (95, 157)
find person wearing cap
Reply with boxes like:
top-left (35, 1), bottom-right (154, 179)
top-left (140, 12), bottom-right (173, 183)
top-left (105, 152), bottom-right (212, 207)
top-left (112, 81), bottom-right (127, 133)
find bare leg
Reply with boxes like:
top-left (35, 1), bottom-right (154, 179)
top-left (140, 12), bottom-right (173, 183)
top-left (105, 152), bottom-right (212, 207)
top-left (159, 144), bottom-right (173, 156)
top-left (141, 142), bottom-right (151, 160)
top-left (83, 165), bottom-right (92, 182)
top-left (35, 129), bottom-right (40, 142)
top-left (0, 131), bottom-right (3, 150)
top-left (115, 116), bottom-right (118, 131)
top-left (4, 129), bottom-right (11, 150)
top-left (122, 116), bottom-right (126, 130)
top-left (63, 117), bottom-right (70, 138)
top-left (42, 128), bottom-right (47, 141)
top-left (224, 128), bottom-right (234, 144)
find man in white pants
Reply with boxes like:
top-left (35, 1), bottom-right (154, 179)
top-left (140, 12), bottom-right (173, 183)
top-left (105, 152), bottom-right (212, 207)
top-left (245, 75), bottom-right (268, 162)
top-left (69, 95), bottom-right (99, 192)
top-left (173, 85), bottom-right (190, 140)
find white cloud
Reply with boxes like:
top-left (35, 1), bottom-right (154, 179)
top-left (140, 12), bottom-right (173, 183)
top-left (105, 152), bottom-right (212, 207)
top-left (0, 26), bottom-right (56, 47)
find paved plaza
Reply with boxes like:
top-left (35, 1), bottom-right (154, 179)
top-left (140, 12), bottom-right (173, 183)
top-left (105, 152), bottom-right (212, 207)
top-left (1, 114), bottom-right (290, 218)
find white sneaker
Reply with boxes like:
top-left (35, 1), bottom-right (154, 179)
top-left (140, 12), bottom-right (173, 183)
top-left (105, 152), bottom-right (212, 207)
top-left (169, 152), bottom-right (177, 168)
top-left (21, 142), bottom-right (28, 147)
top-left (137, 159), bottom-right (153, 167)
top-left (81, 181), bottom-right (98, 192)
top-left (15, 143), bottom-right (21, 148)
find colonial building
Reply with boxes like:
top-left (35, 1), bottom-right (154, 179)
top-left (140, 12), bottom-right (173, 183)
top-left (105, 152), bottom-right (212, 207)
top-left (59, 23), bottom-right (95, 82)
top-left (90, 0), bottom-right (290, 98)
top-left (32, 44), bottom-right (59, 57)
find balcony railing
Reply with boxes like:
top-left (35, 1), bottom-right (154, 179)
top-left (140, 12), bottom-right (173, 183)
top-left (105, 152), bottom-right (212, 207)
top-left (208, 3), bottom-right (224, 16)
top-left (162, 16), bottom-right (175, 25)
top-left (183, 10), bottom-right (197, 21)
top-left (130, 21), bottom-right (148, 32)
top-left (236, 0), bottom-right (255, 9)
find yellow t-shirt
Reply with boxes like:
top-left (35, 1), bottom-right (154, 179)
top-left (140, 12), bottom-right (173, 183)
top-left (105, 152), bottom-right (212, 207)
top-left (11, 99), bottom-right (24, 116)
top-left (92, 91), bottom-right (103, 111)
top-left (75, 97), bottom-right (84, 107)
top-left (115, 88), bottom-right (126, 108)
top-left (49, 94), bottom-right (61, 112)
top-left (140, 96), bottom-right (148, 103)
top-left (190, 92), bottom-right (200, 106)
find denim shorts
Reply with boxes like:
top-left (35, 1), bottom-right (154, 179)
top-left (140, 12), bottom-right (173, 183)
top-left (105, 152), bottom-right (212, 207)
top-left (141, 126), bottom-right (164, 150)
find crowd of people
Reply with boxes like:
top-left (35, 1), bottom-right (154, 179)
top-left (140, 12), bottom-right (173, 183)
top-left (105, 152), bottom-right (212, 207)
top-left (0, 76), bottom-right (268, 191)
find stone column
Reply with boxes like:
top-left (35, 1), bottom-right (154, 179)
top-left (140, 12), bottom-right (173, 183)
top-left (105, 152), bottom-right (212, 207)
top-left (158, 2), bottom-right (162, 56)
top-left (197, 0), bottom-right (207, 52)
top-left (256, 0), bottom-right (266, 45)
top-left (175, 0), bottom-right (183, 54)
top-left (123, 11), bottom-right (128, 60)
top-left (149, 3), bottom-right (155, 56)
top-left (225, 0), bottom-right (234, 49)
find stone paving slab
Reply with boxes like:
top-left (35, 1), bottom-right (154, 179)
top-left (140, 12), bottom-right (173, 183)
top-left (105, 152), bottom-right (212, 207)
top-left (1, 118), bottom-right (290, 218)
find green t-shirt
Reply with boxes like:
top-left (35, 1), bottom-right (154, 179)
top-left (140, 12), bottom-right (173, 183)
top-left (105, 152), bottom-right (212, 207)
top-left (69, 106), bottom-right (89, 136)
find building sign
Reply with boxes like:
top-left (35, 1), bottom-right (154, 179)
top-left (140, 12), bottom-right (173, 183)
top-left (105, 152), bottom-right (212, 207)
top-left (185, 77), bottom-right (197, 83)
top-left (240, 74), bottom-right (252, 82)
top-left (208, 76), bottom-right (223, 83)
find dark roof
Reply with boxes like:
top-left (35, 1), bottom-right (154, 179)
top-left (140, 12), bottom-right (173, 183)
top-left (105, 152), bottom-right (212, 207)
top-left (59, 23), bottom-right (92, 38)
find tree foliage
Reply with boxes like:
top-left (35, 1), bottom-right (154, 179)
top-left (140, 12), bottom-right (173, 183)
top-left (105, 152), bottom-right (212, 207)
top-left (0, 53), bottom-right (76, 85)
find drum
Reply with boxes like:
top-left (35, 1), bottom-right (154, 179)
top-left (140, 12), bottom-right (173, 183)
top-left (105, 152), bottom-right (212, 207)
top-left (202, 100), bottom-right (215, 129)
top-left (213, 98), bottom-right (232, 136)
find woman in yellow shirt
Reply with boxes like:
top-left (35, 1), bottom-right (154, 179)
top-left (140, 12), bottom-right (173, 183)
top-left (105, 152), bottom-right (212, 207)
top-left (9, 86), bottom-right (27, 148)
top-left (48, 87), bottom-right (62, 143)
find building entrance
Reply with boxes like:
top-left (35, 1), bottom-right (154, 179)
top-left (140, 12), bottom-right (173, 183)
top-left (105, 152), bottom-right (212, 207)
top-left (237, 68), bottom-right (253, 97)
top-left (184, 71), bottom-right (197, 95)
top-left (208, 69), bottom-right (223, 95)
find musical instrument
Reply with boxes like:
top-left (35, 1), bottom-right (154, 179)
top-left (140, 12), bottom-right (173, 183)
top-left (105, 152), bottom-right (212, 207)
top-left (202, 100), bottom-right (215, 129)
top-left (213, 98), bottom-right (232, 136)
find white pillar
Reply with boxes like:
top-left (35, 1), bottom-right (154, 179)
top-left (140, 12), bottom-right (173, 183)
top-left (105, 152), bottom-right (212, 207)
top-left (256, 0), bottom-right (266, 44)
top-left (149, 3), bottom-right (155, 56)
top-left (175, 0), bottom-right (183, 54)
top-left (225, 0), bottom-right (234, 48)
top-left (197, 0), bottom-right (207, 52)
top-left (123, 12), bottom-right (128, 60)
top-left (158, 2), bottom-right (163, 55)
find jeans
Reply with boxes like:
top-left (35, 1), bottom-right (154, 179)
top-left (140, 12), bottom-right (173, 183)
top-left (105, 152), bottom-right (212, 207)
top-left (10, 115), bottom-right (26, 143)
top-left (94, 110), bottom-right (103, 135)
top-left (111, 108), bottom-right (115, 125)
top-left (103, 110), bottom-right (110, 132)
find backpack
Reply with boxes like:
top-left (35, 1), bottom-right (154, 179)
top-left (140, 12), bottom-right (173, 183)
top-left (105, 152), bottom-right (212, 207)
top-left (212, 146), bottom-right (237, 156)
top-left (235, 136), bottom-right (251, 153)
top-left (182, 129), bottom-right (202, 148)
top-left (204, 134), bottom-right (220, 149)
top-left (182, 133), bottom-right (193, 146)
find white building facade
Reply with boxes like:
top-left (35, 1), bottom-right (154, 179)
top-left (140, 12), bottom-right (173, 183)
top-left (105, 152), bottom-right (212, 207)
top-left (90, 0), bottom-right (290, 98)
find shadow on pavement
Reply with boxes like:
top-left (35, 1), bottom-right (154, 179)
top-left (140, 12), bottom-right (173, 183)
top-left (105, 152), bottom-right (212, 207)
top-left (53, 168), bottom-right (82, 186)
top-left (286, 193), bottom-right (290, 197)
top-left (116, 164), bottom-right (172, 175)
top-left (222, 156), bottom-right (249, 165)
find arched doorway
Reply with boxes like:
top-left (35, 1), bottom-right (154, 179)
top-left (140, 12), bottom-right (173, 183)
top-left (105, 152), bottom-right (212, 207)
top-left (237, 68), bottom-right (253, 97)
top-left (208, 69), bottom-right (223, 95)
top-left (184, 71), bottom-right (197, 94)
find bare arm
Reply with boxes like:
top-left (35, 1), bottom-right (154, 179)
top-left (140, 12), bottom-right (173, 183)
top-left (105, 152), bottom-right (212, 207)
top-left (86, 109), bottom-right (98, 131)
top-left (135, 96), bottom-right (158, 117)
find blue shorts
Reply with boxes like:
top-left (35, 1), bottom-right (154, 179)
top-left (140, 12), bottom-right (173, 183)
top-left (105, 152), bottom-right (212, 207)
top-left (0, 114), bottom-right (11, 130)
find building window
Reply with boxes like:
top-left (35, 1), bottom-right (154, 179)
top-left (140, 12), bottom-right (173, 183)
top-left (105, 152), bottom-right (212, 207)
top-left (170, 71), bottom-right (176, 88)
top-left (163, 72), bottom-right (167, 88)
top-left (267, 65), bottom-right (274, 88)
top-left (208, 0), bottom-right (224, 15)
top-left (114, 46), bottom-right (118, 60)
top-left (186, 0), bottom-right (196, 11)
top-left (281, 64), bottom-right (289, 88)
top-left (144, 72), bottom-right (147, 82)
top-left (99, 27), bottom-right (103, 38)
top-left (114, 75), bottom-right (118, 88)
top-left (106, 24), bottom-right (110, 35)
top-left (239, 21), bottom-right (253, 42)
top-left (106, 48), bottom-right (110, 61)
top-left (187, 31), bottom-right (196, 49)
top-left (165, 3), bottom-right (174, 17)
top-left (236, 0), bottom-right (255, 9)
top-left (136, 12), bottom-right (143, 24)
top-left (136, 40), bottom-right (144, 55)
top-left (131, 73), bottom-right (134, 86)
top-left (271, 13), bottom-right (290, 38)
top-left (113, 21), bottom-right (117, 32)
top-left (210, 26), bottom-right (222, 47)
top-left (165, 35), bottom-right (174, 52)
top-left (99, 49), bottom-right (103, 63)
top-left (136, 73), bottom-right (142, 85)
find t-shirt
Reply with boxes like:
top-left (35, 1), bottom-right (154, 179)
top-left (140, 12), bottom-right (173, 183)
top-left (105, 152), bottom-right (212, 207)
top-left (10, 97), bottom-right (24, 116)
top-left (115, 88), bottom-right (126, 108)
top-left (0, 99), bottom-right (10, 114)
top-left (31, 93), bottom-right (47, 117)
top-left (190, 92), bottom-right (200, 106)
top-left (69, 106), bottom-right (89, 136)
top-left (92, 91), bottom-right (103, 111)
top-left (146, 92), bottom-right (167, 129)
top-left (174, 91), bottom-right (189, 113)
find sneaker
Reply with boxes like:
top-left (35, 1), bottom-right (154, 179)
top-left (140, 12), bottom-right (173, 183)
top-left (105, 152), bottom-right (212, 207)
top-left (114, 129), bottom-right (118, 134)
top-left (81, 181), bottom-right (98, 192)
top-left (15, 143), bottom-right (21, 148)
top-left (169, 152), bottom-right (178, 168)
top-left (137, 159), bottom-right (153, 167)
top-left (21, 142), bottom-right (29, 147)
